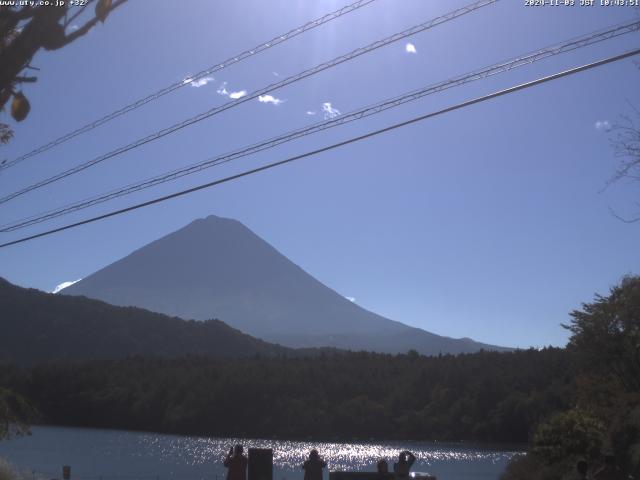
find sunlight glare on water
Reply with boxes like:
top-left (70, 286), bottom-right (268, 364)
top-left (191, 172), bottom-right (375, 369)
top-left (0, 427), bottom-right (521, 480)
top-left (138, 435), bottom-right (514, 472)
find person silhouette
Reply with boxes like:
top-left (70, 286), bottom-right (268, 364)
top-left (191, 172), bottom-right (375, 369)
top-left (393, 451), bottom-right (416, 478)
top-left (224, 445), bottom-right (248, 480)
top-left (303, 449), bottom-right (327, 480)
top-left (377, 459), bottom-right (389, 474)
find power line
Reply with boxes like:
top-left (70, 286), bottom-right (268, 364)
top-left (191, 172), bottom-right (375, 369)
top-left (0, 0), bottom-right (380, 172)
top-left (1, 20), bottom-right (637, 232)
top-left (0, 0), bottom-right (498, 206)
top-left (1, 47), bottom-right (638, 250)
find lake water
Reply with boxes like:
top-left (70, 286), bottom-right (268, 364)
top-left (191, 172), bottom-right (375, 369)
top-left (0, 426), bottom-right (522, 480)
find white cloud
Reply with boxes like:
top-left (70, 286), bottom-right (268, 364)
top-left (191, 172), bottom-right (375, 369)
top-left (306, 110), bottom-right (317, 116)
top-left (229, 90), bottom-right (247, 99)
top-left (322, 102), bottom-right (341, 120)
top-left (189, 76), bottom-right (214, 88)
top-left (595, 120), bottom-right (611, 132)
top-left (258, 94), bottom-right (283, 105)
top-left (51, 279), bottom-right (82, 294)
top-left (69, 24), bottom-right (80, 32)
top-left (272, 71), bottom-right (280, 77)
top-left (216, 82), bottom-right (246, 99)
top-left (345, 296), bottom-right (356, 303)
top-left (405, 42), bottom-right (417, 54)
top-left (216, 82), bottom-right (229, 96)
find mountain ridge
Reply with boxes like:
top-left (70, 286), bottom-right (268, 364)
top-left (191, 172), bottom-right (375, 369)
top-left (61, 215), bottom-right (510, 355)
top-left (0, 276), bottom-right (292, 365)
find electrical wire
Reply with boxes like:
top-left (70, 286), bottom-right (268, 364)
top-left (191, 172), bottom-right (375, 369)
top-left (0, 0), bottom-right (498, 206)
top-left (1, 47), bottom-right (637, 250)
top-left (1, 19), bottom-right (637, 233)
top-left (0, 0), bottom-right (380, 172)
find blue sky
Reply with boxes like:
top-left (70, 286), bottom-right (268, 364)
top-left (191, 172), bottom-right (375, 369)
top-left (0, 0), bottom-right (639, 348)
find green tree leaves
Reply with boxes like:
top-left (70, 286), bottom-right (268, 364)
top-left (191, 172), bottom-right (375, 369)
top-left (532, 409), bottom-right (605, 464)
top-left (503, 276), bottom-right (640, 479)
top-left (564, 276), bottom-right (640, 392)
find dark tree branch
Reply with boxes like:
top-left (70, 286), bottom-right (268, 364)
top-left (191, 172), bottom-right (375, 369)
top-left (0, 0), bottom-right (127, 122)
top-left (63, 0), bottom-right (96, 28)
top-left (604, 103), bottom-right (640, 191)
top-left (61, 0), bottom-right (127, 46)
top-left (14, 75), bottom-right (37, 83)
top-left (608, 206), bottom-right (640, 224)
top-left (0, 6), bottom-right (36, 22)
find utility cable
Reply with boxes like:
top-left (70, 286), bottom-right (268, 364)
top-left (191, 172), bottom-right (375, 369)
top-left (1, 20), bottom-right (637, 232)
top-left (0, 0), bottom-right (380, 172)
top-left (0, 0), bottom-right (498, 205)
top-left (1, 47), bottom-right (637, 249)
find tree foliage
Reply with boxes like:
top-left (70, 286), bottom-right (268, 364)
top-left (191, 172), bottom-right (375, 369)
top-left (0, 387), bottom-right (37, 441)
top-left (0, 348), bottom-right (572, 443)
top-left (531, 409), bottom-right (605, 464)
top-left (0, 0), bottom-right (126, 135)
top-left (565, 275), bottom-right (640, 392)
top-left (503, 276), bottom-right (640, 479)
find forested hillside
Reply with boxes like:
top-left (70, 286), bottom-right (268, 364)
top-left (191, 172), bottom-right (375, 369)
top-left (0, 348), bottom-right (571, 443)
top-left (0, 277), bottom-right (290, 363)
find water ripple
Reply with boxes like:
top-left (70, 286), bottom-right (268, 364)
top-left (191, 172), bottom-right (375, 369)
top-left (0, 427), bottom-right (522, 480)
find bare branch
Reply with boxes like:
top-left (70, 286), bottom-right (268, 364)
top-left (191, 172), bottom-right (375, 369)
top-left (608, 205), bottom-right (640, 224)
top-left (607, 104), bottom-right (640, 186)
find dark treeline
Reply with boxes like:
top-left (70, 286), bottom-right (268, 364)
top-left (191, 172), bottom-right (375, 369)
top-left (0, 277), bottom-right (291, 364)
top-left (0, 347), bottom-right (572, 443)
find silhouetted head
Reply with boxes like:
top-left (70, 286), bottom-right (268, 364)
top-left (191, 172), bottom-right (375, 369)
top-left (377, 459), bottom-right (388, 473)
top-left (398, 452), bottom-right (407, 463)
top-left (309, 449), bottom-right (319, 460)
top-left (234, 445), bottom-right (244, 456)
top-left (576, 460), bottom-right (588, 475)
